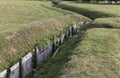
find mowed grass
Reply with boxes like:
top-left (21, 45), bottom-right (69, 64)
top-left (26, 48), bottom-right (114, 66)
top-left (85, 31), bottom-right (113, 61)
top-left (57, 2), bottom-right (120, 19)
top-left (91, 17), bottom-right (120, 28)
top-left (56, 28), bottom-right (120, 78)
top-left (28, 28), bottom-right (120, 78)
top-left (0, 1), bottom-right (73, 34)
top-left (57, 2), bottom-right (120, 30)
top-left (0, 0), bottom-right (90, 72)
top-left (0, 0), bottom-right (76, 72)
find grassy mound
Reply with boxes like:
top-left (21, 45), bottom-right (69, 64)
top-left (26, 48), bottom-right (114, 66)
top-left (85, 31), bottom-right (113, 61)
top-left (57, 28), bottom-right (120, 78)
top-left (91, 17), bottom-right (120, 28)
top-left (0, 14), bottom-right (90, 72)
top-left (57, 2), bottom-right (120, 19)
top-left (0, 0), bottom-right (83, 72)
top-left (0, 0), bottom-right (68, 71)
top-left (0, 1), bottom-right (73, 34)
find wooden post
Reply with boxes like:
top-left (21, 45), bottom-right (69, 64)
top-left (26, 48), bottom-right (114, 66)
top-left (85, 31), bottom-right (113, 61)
top-left (71, 26), bottom-right (74, 36)
top-left (70, 26), bottom-right (72, 36)
top-left (32, 48), bottom-right (37, 78)
top-left (32, 48), bottom-right (37, 69)
top-left (56, 40), bottom-right (59, 51)
top-left (68, 27), bottom-right (70, 37)
top-left (59, 31), bottom-right (62, 46)
top-left (6, 68), bottom-right (10, 78)
top-left (76, 22), bottom-right (79, 29)
top-left (19, 58), bottom-right (23, 78)
top-left (62, 30), bottom-right (65, 44)
top-left (65, 27), bottom-right (69, 40)
top-left (74, 22), bottom-right (77, 35)
top-left (67, 27), bottom-right (69, 37)
top-left (34, 48), bottom-right (37, 69)
top-left (52, 35), bottom-right (56, 52)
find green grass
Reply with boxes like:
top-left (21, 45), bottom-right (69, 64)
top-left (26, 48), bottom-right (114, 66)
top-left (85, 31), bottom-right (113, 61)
top-left (28, 28), bottom-right (120, 78)
top-left (57, 28), bottom-right (120, 78)
top-left (91, 17), bottom-right (120, 28)
top-left (23, 1), bottom-right (120, 78)
top-left (57, 2), bottom-right (120, 29)
top-left (57, 2), bottom-right (120, 19)
top-left (0, 0), bottom-right (91, 72)
top-left (0, 1), bottom-right (74, 34)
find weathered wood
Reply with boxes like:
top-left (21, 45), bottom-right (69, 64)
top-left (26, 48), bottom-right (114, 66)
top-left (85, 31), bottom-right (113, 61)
top-left (19, 59), bottom-right (23, 78)
top-left (59, 31), bottom-right (62, 45)
top-left (21, 52), bottom-right (33, 78)
top-left (43, 43), bottom-right (53, 59)
top-left (32, 48), bottom-right (37, 69)
top-left (65, 27), bottom-right (69, 40)
top-left (36, 43), bottom-right (52, 64)
top-left (52, 35), bottom-right (56, 52)
top-left (71, 27), bottom-right (74, 36)
top-left (52, 48), bottom-right (59, 58)
top-left (10, 62), bottom-right (19, 78)
top-left (36, 49), bottom-right (44, 64)
top-left (77, 21), bottom-right (84, 27)
top-left (0, 70), bottom-right (7, 78)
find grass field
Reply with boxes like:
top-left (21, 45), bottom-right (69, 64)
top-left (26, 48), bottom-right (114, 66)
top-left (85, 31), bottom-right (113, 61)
top-left (56, 3), bottom-right (120, 78)
top-left (24, 1), bottom-right (120, 78)
top-left (1, 1), bottom-right (120, 78)
top-left (31, 28), bottom-right (120, 78)
top-left (57, 2), bottom-right (120, 28)
top-left (91, 17), bottom-right (120, 28)
top-left (57, 2), bottom-right (120, 19)
top-left (57, 28), bottom-right (120, 78)
top-left (0, 1), bottom-right (90, 72)
top-left (0, 1), bottom-right (73, 34)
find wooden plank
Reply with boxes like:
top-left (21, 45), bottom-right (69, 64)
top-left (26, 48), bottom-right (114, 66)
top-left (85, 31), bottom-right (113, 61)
top-left (21, 52), bottom-right (33, 78)
top-left (10, 62), bottom-right (19, 78)
top-left (0, 70), bottom-right (7, 78)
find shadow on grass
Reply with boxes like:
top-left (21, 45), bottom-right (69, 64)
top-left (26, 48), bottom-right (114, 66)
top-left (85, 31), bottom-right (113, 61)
top-left (79, 21), bottom-right (120, 31)
top-left (56, 4), bottom-right (114, 20)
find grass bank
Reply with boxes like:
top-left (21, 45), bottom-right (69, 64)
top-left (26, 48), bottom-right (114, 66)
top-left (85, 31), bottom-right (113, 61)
top-left (0, 14), bottom-right (90, 72)
top-left (57, 28), bottom-right (120, 78)
top-left (25, 1), bottom-right (120, 78)
top-left (0, 0), bottom-right (81, 72)
top-left (0, 1), bottom-right (74, 34)
top-left (27, 28), bottom-right (120, 78)
top-left (57, 2), bottom-right (120, 19)
top-left (91, 17), bottom-right (120, 28)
